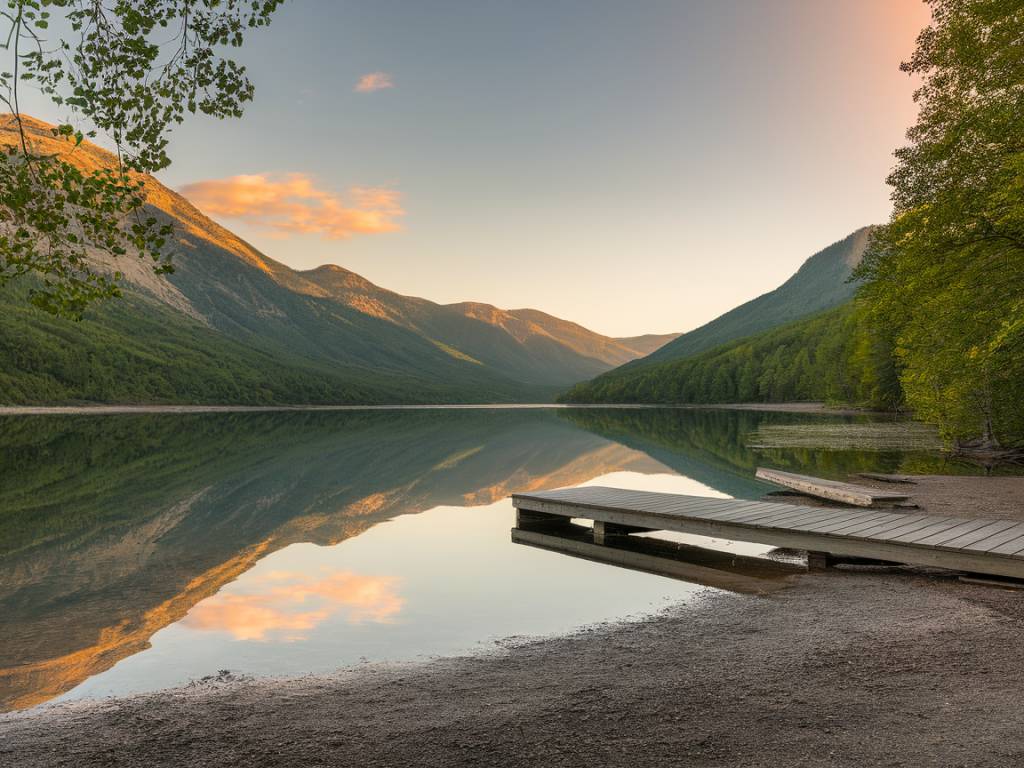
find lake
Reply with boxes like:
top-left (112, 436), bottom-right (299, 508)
top-left (0, 406), bottom-right (991, 712)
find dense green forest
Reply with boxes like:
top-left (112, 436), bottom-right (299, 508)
top-left (0, 284), bottom-right (550, 405)
top-left (853, 0), bottom-right (1024, 448)
top-left (637, 227), bottom-right (869, 366)
top-left (561, 303), bottom-right (901, 410)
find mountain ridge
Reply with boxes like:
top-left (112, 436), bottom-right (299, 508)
top-left (0, 116), bottom-right (677, 403)
top-left (638, 226), bottom-right (872, 367)
top-left (560, 227), bottom-right (876, 403)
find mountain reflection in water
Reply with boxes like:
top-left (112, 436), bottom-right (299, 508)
top-left (0, 407), bottom-right (976, 711)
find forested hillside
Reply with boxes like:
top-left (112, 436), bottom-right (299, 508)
top-left (0, 282), bottom-right (549, 405)
top-left (854, 0), bottom-right (1024, 448)
top-left (558, 227), bottom-right (896, 409)
top-left (636, 227), bottom-right (872, 367)
top-left (560, 303), bottom-right (900, 409)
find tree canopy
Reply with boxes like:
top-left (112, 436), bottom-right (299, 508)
top-left (560, 303), bottom-right (902, 411)
top-left (857, 0), bottom-right (1024, 447)
top-left (0, 0), bottom-right (283, 316)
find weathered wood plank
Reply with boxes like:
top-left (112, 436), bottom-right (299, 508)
top-left (840, 513), bottom-right (932, 539)
top-left (685, 502), bottom-right (779, 521)
top-left (807, 511), bottom-right (899, 535)
top-left (913, 518), bottom-right (999, 547)
top-left (768, 508), bottom-right (876, 530)
top-left (964, 524), bottom-right (1024, 553)
top-left (665, 499), bottom-right (737, 515)
top-left (958, 574), bottom-right (1024, 590)
top-left (801, 510), bottom-right (887, 533)
top-left (732, 506), bottom-right (842, 529)
top-left (939, 520), bottom-right (1021, 550)
top-left (891, 518), bottom-right (968, 544)
top-left (680, 502), bottom-right (750, 520)
top-left (989, 535), bottom-right (1024, 556)
top-left (833, 512), bottom-right (912, 535)
top-left (700, 502), bottom-right (800, 524)
top-left (869, 516), bottom-right (957, 542)
top-left (756, 468), bottom-right (910, 507)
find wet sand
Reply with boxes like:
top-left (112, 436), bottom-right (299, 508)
top-left (3, 475), bottom-right (1024, 767)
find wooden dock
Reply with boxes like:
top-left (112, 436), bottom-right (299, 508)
top-left (755, 467), bottom-right (910, 507)
top-left (511, 486), bottom-right (1024, 581)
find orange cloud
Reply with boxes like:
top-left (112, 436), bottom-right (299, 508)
top-left (182, 570), bottom-right (404, 641)
top-left (355, 72), bottom-right (394, 93)
top-left (179, 174), bottom-right (404, 240)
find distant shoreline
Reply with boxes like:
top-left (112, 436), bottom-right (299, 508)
top-left (0, 402), bottom-right (883, 417)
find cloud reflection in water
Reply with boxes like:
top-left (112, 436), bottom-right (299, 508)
top-left (181, 569), bottom-right (404, 642)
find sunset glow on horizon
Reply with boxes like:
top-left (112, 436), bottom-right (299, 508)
top-left (22, 0), bottom-right (933, 336)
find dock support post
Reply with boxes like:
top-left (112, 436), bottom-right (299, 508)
top-left (806, 551), bottom-right (834, 571)
top-left (593, 520), bottom-right (654, 545)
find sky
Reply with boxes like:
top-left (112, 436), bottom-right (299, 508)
top-left (27, 0), bottom-right (933, 337)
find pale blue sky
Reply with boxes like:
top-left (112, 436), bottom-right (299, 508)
top-left (24, 0), bottom-right (931, 336)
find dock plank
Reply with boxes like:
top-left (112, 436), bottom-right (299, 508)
top-left (706, 503), bottom-right (801, 524)
top-left (755, 468), bottom-right (910, 507)
top-left (891, 519), bottom-right (968, 544)
top-left (964, 525), bottom-right (1024, 553)
top-left (989, 535), bottom-right (1024, 556)
top-left (688, 505), bottom-right (774, 524)
top-left (913, 519), bottom-right (998, 547)
top-left (869, 516), bottom-right (956, 542)
top-left (808, 511), bottom-right (898, 535)
top-left (939, 520), bottom-right (1021, 550)
top-left (836, 514), bottom-right (928, 538)
top-left (734, 506), bottom-right (840, 528)
top-left (801, 510), bottom-right (886, 533)
top-left (511, 486), bottom-right (1024, 581)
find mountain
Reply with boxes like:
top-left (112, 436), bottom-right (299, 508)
top-left (292, 266), bottom-right (679, 387)
top-left (0, 116), bottom-right (674, 405)
top-left (637, 227), bottom-right (872, 367)
top-left (614, 332), bottom-right (684, 357)
top-left (559, 228), bottom-right (878, 404)
top-left (492, 308), bottom-right (678, 364)
top-left (561, 303), bottom-right (859, 404)
top-left (560, 300), bottom-right (903, 409)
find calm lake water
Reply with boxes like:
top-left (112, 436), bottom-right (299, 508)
top-left (0, 407), bottom-right (996, 711)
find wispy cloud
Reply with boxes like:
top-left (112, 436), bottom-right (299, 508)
top-left (355, 71), bottom-right (394, 93)
top-left (179, 173), bottom-right (404, 240)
